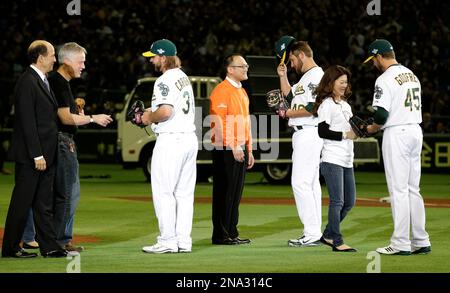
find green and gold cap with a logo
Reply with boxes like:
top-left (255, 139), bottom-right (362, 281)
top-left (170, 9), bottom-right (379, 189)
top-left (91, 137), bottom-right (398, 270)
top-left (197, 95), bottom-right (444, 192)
top-left (363, 39), bottom-right (394, 63)
top-left (275, 35), bottom-right (296, 64)
top-left (142, 39), bottom-right (177, 57)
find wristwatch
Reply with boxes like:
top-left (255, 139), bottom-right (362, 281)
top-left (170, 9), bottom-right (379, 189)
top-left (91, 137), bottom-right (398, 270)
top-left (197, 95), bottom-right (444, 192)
top-left (89, 115), bottom-right (94, 123)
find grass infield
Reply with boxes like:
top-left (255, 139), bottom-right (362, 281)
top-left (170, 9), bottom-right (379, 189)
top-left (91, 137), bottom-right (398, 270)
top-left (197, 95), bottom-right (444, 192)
top-left (0, 163), bottom-right (449, 273)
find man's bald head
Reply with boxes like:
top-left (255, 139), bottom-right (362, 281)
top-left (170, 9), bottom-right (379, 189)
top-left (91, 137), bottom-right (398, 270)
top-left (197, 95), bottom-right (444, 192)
top-left (27, 40), bottom-right (53, 64)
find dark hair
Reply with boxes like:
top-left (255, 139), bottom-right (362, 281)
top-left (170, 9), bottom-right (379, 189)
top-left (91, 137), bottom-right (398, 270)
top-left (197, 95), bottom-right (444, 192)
top-left (312, 65), bottom-right (352, 115)
top-left (27, 43), bottom-right (48, 64)
top-left (290, 41), bottom-right (313, 58)
top-left (220, 54), bottom-right (242, 79)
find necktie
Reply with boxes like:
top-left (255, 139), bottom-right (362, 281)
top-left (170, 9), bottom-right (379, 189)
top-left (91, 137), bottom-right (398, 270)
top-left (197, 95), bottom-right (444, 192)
top-left (43, 77), bottom-right (50, 92)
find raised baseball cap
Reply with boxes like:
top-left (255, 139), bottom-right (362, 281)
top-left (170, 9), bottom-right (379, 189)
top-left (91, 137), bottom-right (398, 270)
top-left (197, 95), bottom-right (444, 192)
top-left (142, 39), bottom-right (177, 57)
top-left (274, 35), bottom-right (296, 64)
top-left (363, 39), bottom-right (394, 63)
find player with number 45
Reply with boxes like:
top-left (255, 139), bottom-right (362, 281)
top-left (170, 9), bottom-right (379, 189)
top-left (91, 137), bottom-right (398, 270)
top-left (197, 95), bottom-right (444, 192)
top-left (363, 39), bottom-right (431, 256)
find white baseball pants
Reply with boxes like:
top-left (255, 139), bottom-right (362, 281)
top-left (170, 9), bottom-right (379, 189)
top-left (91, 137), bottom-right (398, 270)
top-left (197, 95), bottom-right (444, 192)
top-left (291, 127), bottom-right (323, 240)
top-left (382, 124), bottom-right (430, 251)
top-left (151, 132), bottom-right (198, 251)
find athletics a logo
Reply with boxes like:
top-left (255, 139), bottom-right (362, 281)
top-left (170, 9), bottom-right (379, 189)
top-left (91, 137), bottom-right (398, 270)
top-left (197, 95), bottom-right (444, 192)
top-left (374, 85), bottom-right (383, 99)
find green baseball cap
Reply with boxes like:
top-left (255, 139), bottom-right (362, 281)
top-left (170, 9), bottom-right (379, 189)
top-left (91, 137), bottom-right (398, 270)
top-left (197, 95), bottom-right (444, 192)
top-left (363, 39), bottom-right (394, 63)
top-left (274, 35), bottom-right (296, 64)
top-left (142, 39), bottom-right (177, 57)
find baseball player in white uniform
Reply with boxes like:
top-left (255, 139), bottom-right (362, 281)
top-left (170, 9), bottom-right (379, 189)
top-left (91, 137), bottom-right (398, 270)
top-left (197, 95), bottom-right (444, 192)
top-left (364, 39), bottom-right (431, 255)
top-left (140, 39), bottom-right (198, 254)
top-left (276, 37), bottom-right (324, 246)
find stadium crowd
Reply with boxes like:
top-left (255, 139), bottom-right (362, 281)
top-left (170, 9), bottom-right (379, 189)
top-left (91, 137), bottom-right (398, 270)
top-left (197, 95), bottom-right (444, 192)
top-left (0, 0), bottom-right (448, 132)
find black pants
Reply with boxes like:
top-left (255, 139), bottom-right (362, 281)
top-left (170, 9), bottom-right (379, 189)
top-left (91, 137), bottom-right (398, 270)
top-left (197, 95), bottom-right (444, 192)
top-left (211, 148), bottom-right (247, 241)
top-left (1, 163), bottom-right (61, 256)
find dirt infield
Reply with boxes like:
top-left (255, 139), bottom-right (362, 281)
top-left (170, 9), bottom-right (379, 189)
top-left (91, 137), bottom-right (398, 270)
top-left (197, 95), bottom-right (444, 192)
top-left (0, 228), bottom-right (99, 246)
top-left (115, 196), bottom-right (450, 208)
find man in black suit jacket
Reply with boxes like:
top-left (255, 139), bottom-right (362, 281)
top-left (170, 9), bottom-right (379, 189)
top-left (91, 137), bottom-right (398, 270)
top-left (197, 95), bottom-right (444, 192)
top-left (1, 40), bottom-right (69, 258)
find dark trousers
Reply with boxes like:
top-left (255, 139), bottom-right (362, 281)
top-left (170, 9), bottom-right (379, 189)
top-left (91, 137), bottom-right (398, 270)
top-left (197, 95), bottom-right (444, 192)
top-left (1, 163), bottom-right (61, 256)
top-left (54, 132), bottom-right (80, 245)
top-left (211, 148), bottom-right (247, 241)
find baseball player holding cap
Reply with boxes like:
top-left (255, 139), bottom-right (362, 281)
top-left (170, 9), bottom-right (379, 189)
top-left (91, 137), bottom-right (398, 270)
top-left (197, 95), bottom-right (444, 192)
top-left (275, 36), bottom-right (324, 247)
top-left (364, 39), bottom-right (431, 255)
top-left (140, 39), bottom-right (198, 254)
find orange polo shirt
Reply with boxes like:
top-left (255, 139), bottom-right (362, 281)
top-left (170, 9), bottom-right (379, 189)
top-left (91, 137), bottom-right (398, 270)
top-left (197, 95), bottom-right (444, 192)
top-left (210, 78), bottom-right (252, 151)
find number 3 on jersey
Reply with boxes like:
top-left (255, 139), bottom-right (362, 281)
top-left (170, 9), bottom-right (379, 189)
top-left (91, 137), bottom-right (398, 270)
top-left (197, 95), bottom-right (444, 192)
top-left (404, 87), bottom-right (420, 111)
top-left (182, 91), bottom-right (193, 114)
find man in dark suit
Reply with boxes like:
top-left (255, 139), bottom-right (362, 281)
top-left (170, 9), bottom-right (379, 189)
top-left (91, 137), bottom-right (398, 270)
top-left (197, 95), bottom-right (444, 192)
top-left (1, 40), bottom-right (70, 258)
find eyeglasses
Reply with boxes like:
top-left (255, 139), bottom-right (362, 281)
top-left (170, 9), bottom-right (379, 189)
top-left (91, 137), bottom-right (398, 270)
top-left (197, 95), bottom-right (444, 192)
top-left (229, 64), bottom-right (250, 69)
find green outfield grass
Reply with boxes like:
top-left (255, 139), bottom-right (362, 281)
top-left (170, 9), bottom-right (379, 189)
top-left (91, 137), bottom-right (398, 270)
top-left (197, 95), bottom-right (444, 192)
top-left (0, 162), bottom-right (449, 273)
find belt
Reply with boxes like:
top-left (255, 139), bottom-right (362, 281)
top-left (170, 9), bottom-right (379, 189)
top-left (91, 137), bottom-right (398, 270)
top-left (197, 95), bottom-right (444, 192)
top-left (58, 131), bottom-right (74, 139)
top-left (292, 125), bottom-right (317, 131)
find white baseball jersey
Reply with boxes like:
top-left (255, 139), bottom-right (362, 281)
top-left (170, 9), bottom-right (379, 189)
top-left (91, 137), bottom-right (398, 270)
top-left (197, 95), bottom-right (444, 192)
top-left (372, 64), bottom-right (422, 129)
top-left (151, 68), bottom-right (196, 133)
top-left (288, 66), bottom-right (324, 127)
top-left (318, 97), bottom-right (354, 168)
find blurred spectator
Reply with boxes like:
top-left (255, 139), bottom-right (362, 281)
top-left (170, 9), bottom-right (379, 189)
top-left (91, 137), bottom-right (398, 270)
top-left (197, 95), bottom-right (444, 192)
top-left (0, 140), bottom-right (12, 175)
top-left (0, 0), bottom-right (447, 121)
top-left (421, 112), bottom-right (435, 133)
top-left (436, 121), bottom-right (449, 134)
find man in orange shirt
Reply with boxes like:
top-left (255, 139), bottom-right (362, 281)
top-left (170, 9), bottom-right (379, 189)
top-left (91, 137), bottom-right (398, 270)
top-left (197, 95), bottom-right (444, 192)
top-left (210, 54), bottom-right (254, 245)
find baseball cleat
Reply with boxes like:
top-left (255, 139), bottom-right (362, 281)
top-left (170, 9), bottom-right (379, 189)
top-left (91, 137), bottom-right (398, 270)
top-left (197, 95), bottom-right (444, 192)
top-left (376, 246), bottom-right (411, 255)
top-left (142, 243), bottom-right (177, 254)
top-left (178, 247), bottom-right (192, 253)
top-left (288, 235), bottom-right (322, 247)
top-left (411, 246), bottom-right (431, 255)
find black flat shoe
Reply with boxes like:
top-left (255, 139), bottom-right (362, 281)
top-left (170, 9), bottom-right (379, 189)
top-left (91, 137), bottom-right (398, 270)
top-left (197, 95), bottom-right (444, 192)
top-left (42, 250), bottom-right (68, 258)
top-left (233, 238), bottom-right (251, 244)
top-left (2, 249), bottom-right (38, 258)
top-left (320, 236), bottom-right (334, 248)
top-left (23, 242), bottom-right (39, 249)
top-left (332, 245), bottom-right (357, 252)
top-left (212, 238), bottom-right (238, 245)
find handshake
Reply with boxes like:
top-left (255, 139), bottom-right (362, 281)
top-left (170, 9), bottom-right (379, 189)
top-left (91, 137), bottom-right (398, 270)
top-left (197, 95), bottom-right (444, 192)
top-left (266, 89), bottom-right (290, 119)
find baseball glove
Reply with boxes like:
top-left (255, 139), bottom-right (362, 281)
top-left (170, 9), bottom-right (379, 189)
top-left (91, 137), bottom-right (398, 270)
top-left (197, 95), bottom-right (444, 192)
top-left (127, 100), bottom-right (146, 128)
top-left (266, 89), bottom-right (290, 119)
top-left (349, 115), bottom-right (371, 137)
top-left (75, 98), bottom-right (85, 114)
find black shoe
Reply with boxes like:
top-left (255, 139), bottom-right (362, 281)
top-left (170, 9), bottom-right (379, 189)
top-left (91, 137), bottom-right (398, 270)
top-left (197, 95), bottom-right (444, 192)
top-left (412, 246), bottom-right (431, 255)
top-left (332, 245), bottom-right (357, 252)
top-left (23, 242), bottom-right (39, 249)
top-left (319, 236), bottom-right (334, 248)
top-left (233, 238), bottom-right (251, 244)
top-left (212, 238), bottom-right (238, 245)
top-left (2, 249), bottom-right (38, 258)
top-left (42, 250), bottom-right (68, 258)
